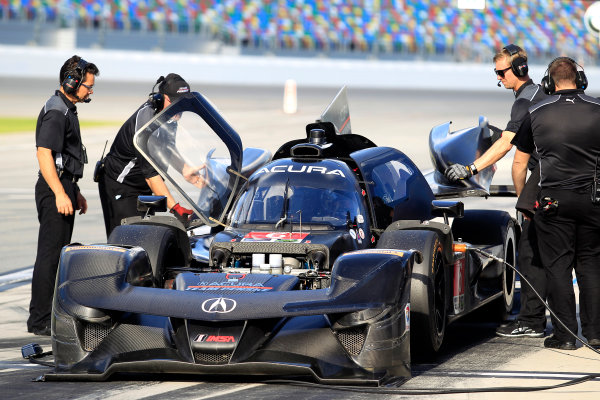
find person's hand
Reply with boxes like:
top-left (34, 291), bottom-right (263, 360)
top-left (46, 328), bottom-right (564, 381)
top-left (170, 203), bottom-right (193, 225)
top-left (444, 164), bottom-right (476, 182)
top-left (76, 191), bottom-right (88, 215)
top-left (182, 164), bottom-right (207, 188)
top-left (55, 191), bottom-right (74, 215)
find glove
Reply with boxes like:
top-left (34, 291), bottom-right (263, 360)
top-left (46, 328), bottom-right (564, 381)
top-left (444, 163), bottom-right (477, 182)
top-left (170, 203), bottom-right (193, 225)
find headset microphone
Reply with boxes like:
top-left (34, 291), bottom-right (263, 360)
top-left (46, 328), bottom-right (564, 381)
top-left (497, 81), bottom-right (502, 87)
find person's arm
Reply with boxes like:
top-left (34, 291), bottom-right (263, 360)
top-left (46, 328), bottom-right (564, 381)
top-left (145, 175), bottom-right (177, 209)
top-left (512, 149), bottom-right (530, 196)
top-left (510, 113), bottom-right (535, 197)
top-left (37, 147), bottom-right (74, 215)
top-left (472, 131), bottom-right (515, 172)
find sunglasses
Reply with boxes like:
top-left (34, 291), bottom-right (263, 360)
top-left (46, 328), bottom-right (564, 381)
top-left (80, 82), bottom-right (94, 91)
top-left (494, 67), bottom-right (511, 78)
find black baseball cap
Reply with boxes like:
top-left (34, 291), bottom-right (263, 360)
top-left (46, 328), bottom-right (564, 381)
top-left (158, 73), bottom-right (190, 99)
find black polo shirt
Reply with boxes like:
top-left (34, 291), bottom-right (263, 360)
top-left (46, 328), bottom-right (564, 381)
top-left (103, 102), bottom-right (159, 191)
top-left (35, 90), bottom-right (85, 177)
top-left (512, 89), bottom-right (600, 190)
top-left (506, 80), bottom-right (548, 170)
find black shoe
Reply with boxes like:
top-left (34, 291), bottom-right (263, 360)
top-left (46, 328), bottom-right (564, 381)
top-left (32, 326), bottom-right (51, 336)
top-left (496, 320), bottom-right (544, 338)
top-left (587, 338), bottom-right (600, 349)
top-left (544, 335), bottom-right (576, 350)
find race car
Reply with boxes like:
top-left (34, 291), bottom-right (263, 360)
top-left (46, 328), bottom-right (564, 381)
top-left (47, 88), bottom-right (517, 385)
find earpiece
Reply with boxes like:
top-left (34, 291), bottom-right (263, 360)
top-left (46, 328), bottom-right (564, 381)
top-left (503, 44), bottom-right (528, 78)
top-left (148, 76), bottom-right (166, 113)
top-left (541, 57), bottom-right (588, 95)
top-left (61, 58), bottom-right (89, 96)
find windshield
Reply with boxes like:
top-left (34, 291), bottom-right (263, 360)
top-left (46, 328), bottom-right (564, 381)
top-left (134, 93), bottom-right (243, 226)
top-left (230, 160), bottom-right (366, 228)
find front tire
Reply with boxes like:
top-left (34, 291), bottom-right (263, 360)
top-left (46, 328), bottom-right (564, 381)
top-left (377, 229), bottom-right (447, 356)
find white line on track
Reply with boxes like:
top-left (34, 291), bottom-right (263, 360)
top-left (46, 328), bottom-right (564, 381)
top-left (0, 268), bottom-right (33, 286)
top-left (186, 383), bottom-right (264, 399)
top-left (73, 381), bottom-right (206, 400)
top-left (426, 370), bottom-right (600, 380)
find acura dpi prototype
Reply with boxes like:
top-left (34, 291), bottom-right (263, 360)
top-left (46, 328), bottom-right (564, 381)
top-left (47, 88), bottom-right (517, 385)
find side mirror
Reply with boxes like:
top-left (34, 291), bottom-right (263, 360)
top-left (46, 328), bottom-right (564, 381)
top-left (431, 200), bottom-right (464, 225)
top-left (137, 195), bottom-right (168, 218)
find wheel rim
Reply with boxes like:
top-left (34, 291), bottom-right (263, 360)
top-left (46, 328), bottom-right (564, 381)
top-left (503, 225), bottom-right (516, 310)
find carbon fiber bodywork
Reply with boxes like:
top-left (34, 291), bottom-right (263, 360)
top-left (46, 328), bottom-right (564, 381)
top-left (50, 246), bottom-right (413, 384)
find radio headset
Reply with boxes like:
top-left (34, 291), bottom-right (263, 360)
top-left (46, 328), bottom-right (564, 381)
top-left (149, 76), bottom-right (166, 113)
top-left (61, 58), bottom-right (91, 103)
top-left (504, 44), bottom-right (529, 78)
top-left (541, 56), bottom-right (588, 95)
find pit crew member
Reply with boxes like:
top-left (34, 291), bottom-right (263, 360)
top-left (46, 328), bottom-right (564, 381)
top-left (28, 55), bottom-right (99, 336)
top-left (446, 44), bottom-right (549, 339)
top-left (512, 57), bottom-right (600, 350)
top-left (98, 73), bottom-right (200, 237)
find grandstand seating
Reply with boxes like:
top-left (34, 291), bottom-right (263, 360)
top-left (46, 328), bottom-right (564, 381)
top-left (0, 1), bottom-right (597, 63)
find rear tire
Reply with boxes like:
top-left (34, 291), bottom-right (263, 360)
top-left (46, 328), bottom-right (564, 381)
top-left (452, 210), bottom-right (517, 320)
top-left (377, 229), bottom-right (447, 357)
top-left (496, 219), bottom-right (517, 320)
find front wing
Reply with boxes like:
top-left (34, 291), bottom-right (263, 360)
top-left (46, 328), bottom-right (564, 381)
top-left (47, 246), bottom-right (416, 385)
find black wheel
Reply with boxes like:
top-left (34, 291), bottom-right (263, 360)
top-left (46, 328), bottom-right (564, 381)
top-left (496, 219), bottom-right (517, 320)
top-left (377, 229), bottom-right (447, 356)
top-left (452, 210), bottom-right (518, 320)
top-left (108, 224), bottom-right (188, 287)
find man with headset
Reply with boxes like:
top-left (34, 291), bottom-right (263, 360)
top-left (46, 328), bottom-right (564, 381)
top-left (512, 57), bottom-right (600, 350)
top-left (28, 55), bottom-right (99, 336)
top-left (445, 44), bottom-right (550, 339)
top-left (98, 73), bottom-right (198, 238)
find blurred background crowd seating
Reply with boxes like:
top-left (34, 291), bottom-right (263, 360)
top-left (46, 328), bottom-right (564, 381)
top-left (1, 1), bottom-right (598, 65)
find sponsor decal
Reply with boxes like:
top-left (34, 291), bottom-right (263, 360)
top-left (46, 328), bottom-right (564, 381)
top-left (255, 165), bottom-right (346, 178)
top-left (188, 284), bottom-right (272, 292)
top-left (226, 273), bottom-right (246, 282)
top-left (453, 258), bottom-right (466, 314)
top-left (65, 245), bottom-right (126, 253)
top-left (201, 297), bottom-right (237, 313)
top-left (241, 231), bottom-right (309, 243)
top-left (405, 303), bottom-right (410, 332)
top-left (194, 334), bottom-right (236, 343)
top-left (349, 229), bottom-right (357, 239)
top-left (351, 249), bottom-right (405, 257)
top-left (358, 228), bottom-right (365, 240)
top-left (356, 214), bottom-right (364, 224)
top-left (187, 280), bottom-right (272, 292)
top-left (177, 86), bottom-right (190, 94)
top-left (194, 333), bottom-right (235, 343)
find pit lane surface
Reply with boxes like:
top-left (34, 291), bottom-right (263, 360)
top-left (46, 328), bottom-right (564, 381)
top-left (1, 79), bottom-right (599, 399)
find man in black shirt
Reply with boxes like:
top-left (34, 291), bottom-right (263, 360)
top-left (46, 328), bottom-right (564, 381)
top-left (98, 73), bottom-right (198, 238)
top-left (28, 55), bottom-right (99, 336)
top-left (445, 44), bottom-right (549, 339)
top-left (512, 57), bottom-right (600, 350)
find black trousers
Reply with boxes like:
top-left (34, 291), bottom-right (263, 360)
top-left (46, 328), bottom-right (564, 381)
top-left (516, 218), bottom-right (547, 331)
top-left (535, 188), bottom-right (600, 342)
top-left (98, 173), bottom-right (150, 238)
top-left (27, 176), bottom-right (77, 331)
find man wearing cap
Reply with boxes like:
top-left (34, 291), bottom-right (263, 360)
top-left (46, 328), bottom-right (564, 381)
top-left (98, 73), bottom-right (195, 237)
